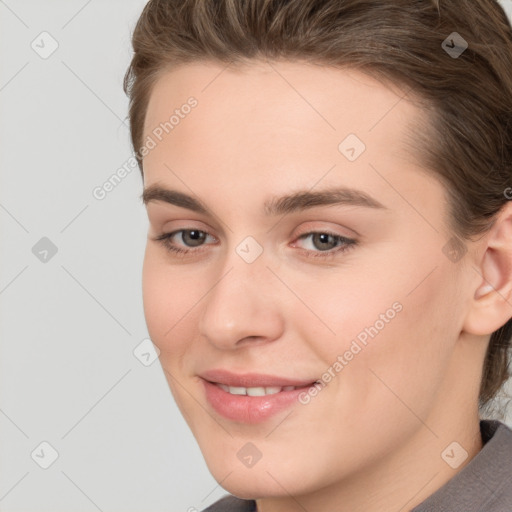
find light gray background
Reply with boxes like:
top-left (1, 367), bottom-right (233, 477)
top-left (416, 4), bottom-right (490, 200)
top-left (1, 1), bottom-right (512, 511)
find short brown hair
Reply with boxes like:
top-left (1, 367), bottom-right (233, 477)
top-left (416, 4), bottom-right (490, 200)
top-left (124, 0), bottom-right (512, 413)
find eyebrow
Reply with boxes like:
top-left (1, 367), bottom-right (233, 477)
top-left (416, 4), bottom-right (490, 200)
top-left (141, 184), bottom-right (387, 216)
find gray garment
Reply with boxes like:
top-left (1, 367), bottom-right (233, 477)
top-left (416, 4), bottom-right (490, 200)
top-left (202, 419), bottom-right (512, 512)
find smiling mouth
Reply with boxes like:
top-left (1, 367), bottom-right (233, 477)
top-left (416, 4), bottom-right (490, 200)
top-left (202, 375), bottom-right (321, 423)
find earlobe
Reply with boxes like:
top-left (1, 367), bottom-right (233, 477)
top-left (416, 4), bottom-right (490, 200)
top-left (464, 203), bottom-right (512, 336)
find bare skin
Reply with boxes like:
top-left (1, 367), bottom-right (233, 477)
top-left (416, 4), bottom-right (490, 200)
top-left (140, 60), bottom-right (512, 512)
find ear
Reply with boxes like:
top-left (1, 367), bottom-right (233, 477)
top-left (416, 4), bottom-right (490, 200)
top-left (463, 201), bottom-right (512, 336)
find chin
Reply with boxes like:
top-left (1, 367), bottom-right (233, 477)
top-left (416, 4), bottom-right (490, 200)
top-left (203, 453), bottom-right (321, 500)
top-left (214, 477), bottom-right (288, 501)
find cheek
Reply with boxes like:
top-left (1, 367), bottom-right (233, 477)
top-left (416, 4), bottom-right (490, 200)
top-left (347, 264), bottom-right (461, 416)
top-left (141, 249), bottom-right (189, 353)
top-left (302, 247), bottom-right (462, 414)
top-left (141, 250), bottom-right (200, 415)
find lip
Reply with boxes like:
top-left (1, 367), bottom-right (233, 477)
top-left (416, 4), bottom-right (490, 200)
top-left (201, 379), bottom-right (317, 423)
top-left (199, 369), bottom-right (319, 424)
top-left (199, 368), bottom-right (318, 388)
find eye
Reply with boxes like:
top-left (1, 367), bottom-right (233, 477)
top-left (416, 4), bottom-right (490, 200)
top-left (154, 229), bottom-right (217, 257)
top-left (153, 228), bottom-right (357, 260)
top-left (291, 231), bottom-right (357, 260)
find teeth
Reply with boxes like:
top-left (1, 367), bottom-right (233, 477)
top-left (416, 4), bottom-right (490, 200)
top-left (248, 386), bottom-right (281, 396)
top-left (216, 383), bottom-right (299, 396)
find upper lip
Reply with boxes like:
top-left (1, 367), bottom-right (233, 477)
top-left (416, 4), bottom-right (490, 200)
top-left (199, 369), bottom-right (318, 388)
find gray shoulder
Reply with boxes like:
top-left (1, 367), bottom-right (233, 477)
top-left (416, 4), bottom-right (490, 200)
top-left (201, 494), bottom-right (256, 512)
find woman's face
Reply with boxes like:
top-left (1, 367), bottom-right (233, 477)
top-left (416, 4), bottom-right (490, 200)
top-left (141, 61), bottom-right (481, 499)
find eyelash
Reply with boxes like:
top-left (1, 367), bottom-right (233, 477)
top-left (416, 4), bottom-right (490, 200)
top-left (154, 229), bottom-right (357, 260)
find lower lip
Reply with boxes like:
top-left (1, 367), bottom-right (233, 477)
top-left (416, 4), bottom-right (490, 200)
top-left (202, 379), bottom-right (316, 424)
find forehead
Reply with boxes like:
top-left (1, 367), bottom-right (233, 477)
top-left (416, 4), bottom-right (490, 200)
top-left (143, 60), bottom-right (420, 153)
top-left (142, 60), bottom-right (431, 200)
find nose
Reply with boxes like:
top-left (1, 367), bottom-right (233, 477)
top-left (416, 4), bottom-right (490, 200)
top-left (198, 250), bottom-right (285, 350)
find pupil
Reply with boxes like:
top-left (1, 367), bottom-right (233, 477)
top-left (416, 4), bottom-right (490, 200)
top-left (184, 230), bottom-right (205, 247)
top-left (314, 233), bottom-right (335, 251)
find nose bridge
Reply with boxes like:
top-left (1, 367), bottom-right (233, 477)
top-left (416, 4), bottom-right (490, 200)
top-left (198, 236), bottom-right (283, 347)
